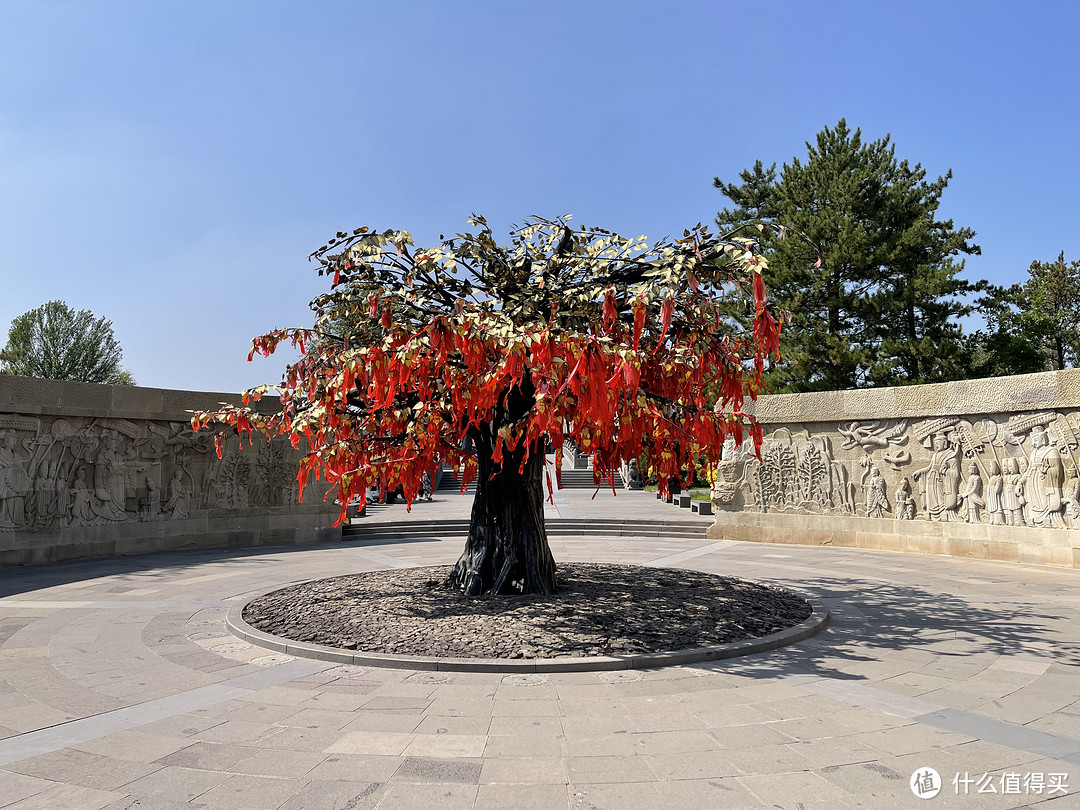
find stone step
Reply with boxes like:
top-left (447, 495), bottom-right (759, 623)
top-left (342, 518), bottom-right (708, 540)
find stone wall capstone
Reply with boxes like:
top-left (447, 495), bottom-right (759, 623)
top-left (0, 375), bottom-right (340, 566)
top-left (709, 369), bottom-right (1080, 568)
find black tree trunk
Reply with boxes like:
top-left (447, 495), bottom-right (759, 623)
top-left (448, 433), bottom-right (557, 596)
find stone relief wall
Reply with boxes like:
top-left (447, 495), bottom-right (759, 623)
top-left (713, 371), bottom-right (1080, 537)
top-left (0, 416), bottom-right (308, 533)
top-left (0, 376), bottom-right (338, 565)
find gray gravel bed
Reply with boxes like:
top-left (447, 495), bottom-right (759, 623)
top-left (242, 564), bottom-right (812, 660)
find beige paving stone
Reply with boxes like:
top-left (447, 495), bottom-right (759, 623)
top-left (155, 741), bottom-right (258, 771)
top-left (860, 723), bottom-right (977, 756)
top-left (189, 773), bottom-right (305, 809)
top-left (480, 757), bottom-right (568, 784)
top-left (303, 752), bottom-right (403, 782)
top-left (739, 770), bottom-right (853, 805)
top-left (652, 776), bottom-right (762, 808)
top-left (340, 710), bottom-right (426, 734)
top-left (119, 765), bottom-right (227, 803)
top-left (484, 734), bottom-right (565, 758)
top-left (71, 730), bottom-right (192, 763)
top-left (227, 747), bottom-right (326, 777)
top-left (644, 750), bottom-right (743, 780)
top-left (278, 707), bottom-right (358, 731)
top-left (710, 723), bottom-right (799, 749)
top-left (566, 755), bottom-right (657, 784)
top-left (402, 733), bottom-right (486, 758)
top-left (0, 768), bottom-right (56, 807)
top-left (1, 782), bottom-right (125, 810)
top-left (191, 718), bottom-right (281, 745)
top-left (326, 731), bottom-right (416, 756)
top-left (415, 714), bottom-right (492, 735)
top-left (256, 726), bottom-right (348, 752)
top-left (0, 703), bottom-right (78, 733)
top-left (376, 781), bottom-right (478, 809)
top-left (4, 748), bottom-right (162, 792)
top-left (276, 779), bottom-right (388, 810)
top-left (476, 781), bottom-right (570, 809)
top-left (568, 781), bottom-right (662, 810)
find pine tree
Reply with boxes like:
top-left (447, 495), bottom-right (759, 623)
top-left (970, 252), bottom-right (1080, 374)
top-left (714, 120), bottom-right (980, 391)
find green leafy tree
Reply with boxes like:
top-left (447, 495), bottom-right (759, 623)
top-left (714, 119), bottom-right (981, 391)
top-left (971, 252), bottom-right (1080, 374)
top-left (0, 300), bottom-right (136, 385)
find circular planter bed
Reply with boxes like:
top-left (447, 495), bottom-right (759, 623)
top-left (231, 564), bottom-right (828, 672)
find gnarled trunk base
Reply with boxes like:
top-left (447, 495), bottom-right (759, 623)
top-left (448, 438), bottom-right (557, 596)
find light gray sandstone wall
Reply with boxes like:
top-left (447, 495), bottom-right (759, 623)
top-left (708, 369), bottom-right (1080, 569)
top-left (0, 376), bottom-right (340, 566)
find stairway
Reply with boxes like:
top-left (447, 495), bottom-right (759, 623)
top-left (342, 517), bottom-right (708, 542)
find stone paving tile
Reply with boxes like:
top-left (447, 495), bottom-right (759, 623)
top-left (134, 713), bottom-right (227, 739)
top-left (117, 765), bottom-right (227, 803)
top-left (227, 747), bottom-right (326, 778)
top-left (414, 714), bottom-right (492, 735)
top-left (565, 755), bottom-right (657, 784)
top-left (276, 779), bottom-right (388, 810)
top-left (68, 730), bottom-right (191, 763)
top-left (644, 750), bottom-right (743, 780)
top-left (710, 723), bottom-right (799, 749)
top-left (188, 718), bottom-right (282, 745)
top-left (340, 710), bottom-right (426, 734)
top-left (479, 756), bottom-right (568, 784)
top-left (191, 773), bottom-right (307, 809)
top-left (325, 731), bottom-right (415, 756)
top-left (475, 781), bottom-right (570, 809)
top-left (256, 726), bottom-right (347, 752)
top-left (155, 741), bottom-right (258, 771)
top-left (568, 781), bottom-right (663, 810)
top-left (739, 769), bottom-right (854, 806)
top-left (375, 781), bottom-right (478, 810)
top-left (1, 782), bottom-right (126, 810)
top-left (303, 752), bottom-right (403, 782)
top-left (0, 768), bottom-right (56, 807)
top-left (3, 748), bottom-right (162, 792)
top-left (485, 734), bottom-right (565, 758)
top-left (859, 723), bottom-right (977, 756)
top-left (393, 756), bottom-right (483, 783)
top-left (652, 775), bottom-right (763, 808)
top-left (402, 733), bottom-right (487, 758)
top-left (278, 707), bottom-right (358, 732)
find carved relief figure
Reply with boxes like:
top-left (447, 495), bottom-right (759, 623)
top-left (0, 430), bottom-right (31, 528)
top-left (93, 431), bottom-right (129, 516)
top-left (913, 432), bottom-right (961, 522)
top-left (985, 460), bottom-right (1005, 525)
top-left (958, 462), bottom-right (984, 524)
top-left (864, 465), bottom-right (889, 518)
top-left (895, 477), bottom-right (915, 520)
top-left (70, 466), bottom-right (96, 525)
top-left (165, 469), bottom-right (191, 519)
top-left (140, 476), bottom-right (160, 522)
top-left (1024, 426), bottom-right (1066, 528)
top-left (1002, 457), bottom-right (1025, 526)
top-left (1064, 476), bottom-right (1080, 528)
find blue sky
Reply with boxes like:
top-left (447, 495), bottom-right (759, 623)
top-left (2, 0), bottom-right (1077, 393)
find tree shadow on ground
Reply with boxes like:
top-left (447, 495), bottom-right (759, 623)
top-left (704, 574), bottom-right (1080, 681)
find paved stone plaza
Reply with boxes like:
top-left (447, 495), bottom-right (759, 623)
top-left (1, 488), bottom-right (1079, 808)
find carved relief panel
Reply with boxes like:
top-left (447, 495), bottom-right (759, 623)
top-left (0, 414), bottom-right (322, 532)
top-left (718, 410), bottom-right (1080, 531)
